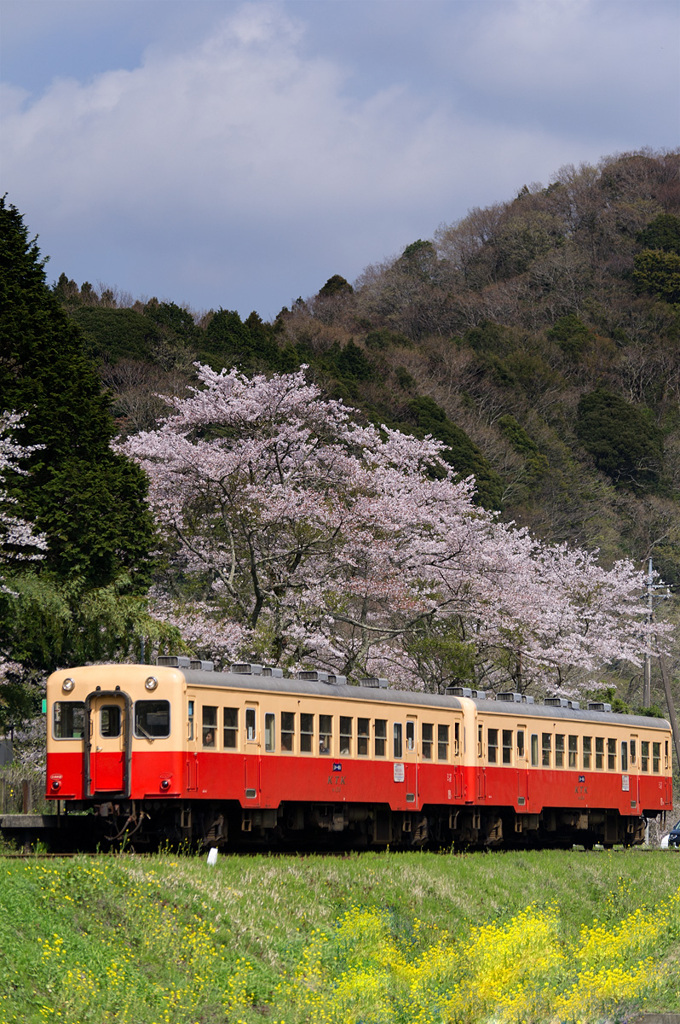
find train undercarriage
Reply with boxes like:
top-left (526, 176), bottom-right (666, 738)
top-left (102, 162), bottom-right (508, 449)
top-left (77, 798), bottom-right (651, 853)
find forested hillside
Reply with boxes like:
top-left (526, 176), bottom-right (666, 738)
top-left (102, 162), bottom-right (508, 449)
top-left (2, 149), bottom-right (680, 731)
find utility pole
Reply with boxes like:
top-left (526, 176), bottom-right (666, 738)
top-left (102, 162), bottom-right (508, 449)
top-left (644, 558), bottom-right (654, 708)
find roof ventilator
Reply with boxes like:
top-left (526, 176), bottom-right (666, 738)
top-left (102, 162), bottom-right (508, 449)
top-left (360, 677), bottom-right (389, 689)
top-left (190, 659), bottom-right (214, 672)
top-left (262, 667), bottom-right (284, 678)
top-left (497, 692), bottom-right (523, 703)
top-left (587, 701), bottom-right (612, 713)
top-left (446, 686), bottom-right (472, 698)
top-left (157, 655), bottom-right (191, 669)
top-left (231, 663), bottom-right (263, 676)
top-left (545, 697), bottom-right (570, 708)
top-left (327, 674), bottom-right (347, 686)
top-left (298, 670), bottom-right (329, 683)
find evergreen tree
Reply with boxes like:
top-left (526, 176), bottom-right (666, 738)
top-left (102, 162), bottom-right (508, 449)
top-left (0, 197), bottom-right (155, 591)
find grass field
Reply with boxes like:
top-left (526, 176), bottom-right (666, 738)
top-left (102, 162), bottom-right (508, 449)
top-left (0, 848), bottom-right (678, 1024)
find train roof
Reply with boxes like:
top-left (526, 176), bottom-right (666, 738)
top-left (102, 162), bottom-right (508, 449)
top-left (181, 668), bottom-right (671, 731)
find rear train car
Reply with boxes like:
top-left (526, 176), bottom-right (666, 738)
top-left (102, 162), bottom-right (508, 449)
top-left (45, 660), bottom-right (673, 849)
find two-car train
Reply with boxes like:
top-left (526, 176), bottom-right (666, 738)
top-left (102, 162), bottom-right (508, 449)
top-left (45, 658), bottom-right (674, 850)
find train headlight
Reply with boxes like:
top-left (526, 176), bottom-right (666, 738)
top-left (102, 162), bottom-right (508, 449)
top-left (62, 678), bottom-right (75, 693)
top-left (145, 676), bottom-right (158, 691)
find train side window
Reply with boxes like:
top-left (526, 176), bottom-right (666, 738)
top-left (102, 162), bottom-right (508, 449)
top-left (621, 741), bottom-right (628, 772)
top-left (477, 725), bottom-right (483, 758)
top-left (555, 734), bottom-right (564, 768)
top-left (188, 700), bottom-right (194, 741)
top-left (319, 715), bottom-right (332, 755)
top-left (487, 728), bottom-right (498, 764)
top-left (568, 735), bottom-right (578, 768)
top-left (393, 723), bottom-right (403, 760)
top-left (630, 739), bottom-right (637, 764)
top-left (264, 713), bottom-right (276, 752)
top-left (454, 722), bottom-right (461, 757)
top-left (653, 742), bottom-right (661, 773)
top-left (340, 717), bottom-right (353, 755)
top-left (583, 736), bottom-right (592, 770)
top-left (101, 705), bottom-right (121, 738)
top-left (375, 719), bottom-right (387, 757)
top-left (502, 730), bottom-right (512, 765)
top-left (421, 723), bottom-right (433, 760)
top-left (531, 733), bottom-right (539, 767)
top-left (281, 711), bottom-right (295, 752)
top-left (437, 724), bottom-right (449, 761)
top-left (202, 706), bottom-right (217, 747)
top-left (300, 713), bottom-right (314, 752)
top-left (245, 707), bottom-right (257, 742)
top-left (53, 701), bottom-right (85, 739)
top-left (641, 740), bottom-right (649, 772)
top-left (517, 730), bottom-right (525, 759)
top-left (542, 733), bottom-right (551, 767)
top-left (357, 718), bottom-right (369, 756)
top-left (406, 721), bottom-right (415, 752)
top-left (224, 708), bottom-right (238, 749)
top-left (595, 737), bottom-right (604, 770)
top-left (665, 740), bottom-right (669, 770)
top-left (135, 700), bottom-right (170, 739)
top-left (607, 738), bottom-right (616, 771)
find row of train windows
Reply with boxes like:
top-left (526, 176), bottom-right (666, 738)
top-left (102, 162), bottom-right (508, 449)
top-left (194, 704), bottom-right (457, 760)
top-left (488, 728), bottom-right (667, 773)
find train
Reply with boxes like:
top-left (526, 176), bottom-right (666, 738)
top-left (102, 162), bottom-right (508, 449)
top-left (44, 658), bottom-right (674, 850)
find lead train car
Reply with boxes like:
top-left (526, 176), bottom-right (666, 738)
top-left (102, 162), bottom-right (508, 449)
top-left (45, 661), bottom-right (673, 849)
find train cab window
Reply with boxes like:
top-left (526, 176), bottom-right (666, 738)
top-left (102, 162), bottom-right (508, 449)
top-left (300, 713), bottom-right (314, 753)
top-left (224, 708), bottom-right (238, 749)
top-left (421, 723), bottom-right (433, 760)
top-left (568, 735), bottom-right (578, 768)
top-left (406, 721), bottom-right (415, 752)
top-left (202, 706), bottom-right (217, 747)
top-left (319, 715), bottom-right (332, 755)
top-left (281, 712), bottom-right (295, 752)
top-left (246, 707), bottom-right (257, 742)
top-left (607, 738), bottom-right (616, 770)
top-left (375, 719), bottom-right (387, 757)
top-left (393, 723), bottom-right (403, 760)
top-left (437, 724), bottom-right (449, 762)
top-left (555, 734), bottom-right (564, 768)
top-left (53, 701), bottom-right (85, 739)
top-left (100, 705), bottom-right (121, 738)
top-left (583, 736), bottom-right (592, 770)
top-left (653, 742), bottom-right (661, 773)
top-left (641, 740), bottom-right (649, 772)
top-left (265, 713), bottom-right (276, 752)
top-left (340, 717), bottom-right (352, 755)
top-left (487, 729), bottom-right (498, 764)
top-left (135, 700), bottom-right (170, 739)
top-left (621, 741), bottom-right (628, 772)
top-left (531, 734), bottom-right (539, 767)
top-left (357, 718), bottom-right (370, 756)
top-left (502, 730), bottom-right (513, 765)
top-left (595, 737), bottom-right (604, 770)
top-left (542, 733), bottom-right (551, 767)
top-left (630, 739), bottom-right (637, 765)
top-left (517, 730), bottom-right (525, 760)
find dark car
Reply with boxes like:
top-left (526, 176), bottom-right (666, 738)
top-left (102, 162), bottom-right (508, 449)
top-left (664, 819), bottom-right (680, 848)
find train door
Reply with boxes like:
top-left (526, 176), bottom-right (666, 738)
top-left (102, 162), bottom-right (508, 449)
top-left (516, 725), bottom-right (529, 807)
top-left (85, 691), bottom-right (131, 797)
top-left (451, 719), bottom-right (463, 798)
top-left (185, 698), bottom-right (198, 792)
top-left (628, 732), bottom-right (640, 812)
top-left (244, 702), bottom-right (260, 798)
top-left (404, 716), bottom-right (418, 804)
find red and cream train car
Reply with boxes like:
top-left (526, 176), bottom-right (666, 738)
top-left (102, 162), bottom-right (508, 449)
top-left (45, 659), bottom-right (673, 849)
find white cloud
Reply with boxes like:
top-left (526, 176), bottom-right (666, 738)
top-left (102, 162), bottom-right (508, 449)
top-left (1, 1), bottom-right (676, 316)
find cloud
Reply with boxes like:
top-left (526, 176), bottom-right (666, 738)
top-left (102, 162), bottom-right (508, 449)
top-left (1, 1), bottom-right (676, 316)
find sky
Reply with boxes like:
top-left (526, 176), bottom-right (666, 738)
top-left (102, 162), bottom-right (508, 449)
top-left (1, 0), bottom-right (678, 320)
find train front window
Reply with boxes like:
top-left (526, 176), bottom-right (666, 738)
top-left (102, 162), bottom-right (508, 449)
top-left (101, 705), bottom-right (121, 738)
top-left (53, 701), bottom-right (85, 739)
top-left (134, 700), bottom-right (170, 739)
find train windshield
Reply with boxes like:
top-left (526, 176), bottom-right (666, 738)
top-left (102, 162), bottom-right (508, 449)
top-left (134, 700), bottom-right (170, 739)
top-left (53, 701), bottom-right (85, 739)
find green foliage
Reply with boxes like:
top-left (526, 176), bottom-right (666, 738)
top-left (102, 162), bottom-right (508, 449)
top-left (547, 314), bottom-right (592, 359)
top-left (576, 389), bottom-right (664, 491)
top-left (69, 306), bottom-right (161, 362)
top-left (634, 249), bottom-right (680, 304)
top-left (637, 214), bottom-right (680, 255)
top-left (0, 197), bottom-right (156, 592)
top-left (407, 396), bottom-right (504, 510)
top-left (201, 307), bottom-right (284, 371)
top-left (497, 415), bottom-right (549, 478)
top-left (318, 274), bottom-right (353, 298)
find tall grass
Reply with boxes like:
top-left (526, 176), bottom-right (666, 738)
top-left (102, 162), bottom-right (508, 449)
top-left (0, 849), bottom-right (678, 1024)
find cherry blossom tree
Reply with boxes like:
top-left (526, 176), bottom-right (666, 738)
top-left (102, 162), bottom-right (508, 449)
top-left (120, 365), bottom-right (669, 693)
